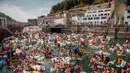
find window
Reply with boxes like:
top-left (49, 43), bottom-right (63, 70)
top-left (88, 18), bottom-right (93, 20)
top-left (88, 15), bottom-right (91, 17)
top-left (104, 13), bottom-right (107, 16)
top-left (101, 14), bottom-right (103, 16)
top-left (108, 13), bottom-right (110, 16)
top-left (128, 11), bottom-right (130, 13)
top-left (105, 10), bottom-right (110, 12)
top-left (94, 17), bottom-right (100, 20)
top-left (127, 16), bottom-right (130, 18)
top-left (101, 17), bottom-right (107, 19)
top-left (125, 22), bottom-right (128, 25)
top-left (43, 20), bottom-right (44, 23)
top-left (88, 12), bottom-right (91, 13)
top-left (98, 10), bottom-right (103, 12)
top-left (101, 21), bottom-right (103, 24)
top-left (92, 11), bottom-right (96, 13)
top-left (83, 18), bottom-right (87, 20)
top-left (98, 14), bottom-right (101, 16)
top-left (46, 21), bottom-right (48, 24)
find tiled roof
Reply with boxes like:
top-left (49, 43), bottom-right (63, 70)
top-left (54, 16), bottom-right (64, 19)
top-left (71, 13), bottom-right (84, 17)
top-left (125, 6), bottom-right (130, 10)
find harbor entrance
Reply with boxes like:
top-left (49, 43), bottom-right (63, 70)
top-left (50, 27), bottom-right (62, 33)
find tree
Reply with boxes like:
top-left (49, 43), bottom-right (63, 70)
top-left (72, 0), bottom-right (78, 6)
top-left (94, 0), bottom-right (104, 4)
top-left (127, 0), bottom-right (130, 5)
top-left (82, 0), bottom-right (94, 4)
top-left (63, 1), bottom-right (69, 10)
top-left (59, 3), bottom-right (63, 11)
top-left (49, 0), bottom-right (111, 14)
top-left (50, 5), bottom-right (57, 14)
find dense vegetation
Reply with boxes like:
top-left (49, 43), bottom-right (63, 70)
top-left (118, 0), bottom-right (127, 4)
top-left (49, 0), bottom-right (112, 14)
top-left (127, 0), bottom-right (130, 5)
top-left (0, 12), bottom-right (14, 21)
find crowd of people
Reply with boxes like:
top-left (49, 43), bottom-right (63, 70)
top-left (0, 28), bottom-right (130, 73)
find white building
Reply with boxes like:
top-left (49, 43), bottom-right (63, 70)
top-left (81, 8), bottom-right (112, 24)
top-left (124, 6), bottom-right (130, 25)
top-left (54, 17), bottom-right (65, 25)
top-left (37, 16), bottom-right (54, 25)
top-left (71, 15), bottom-right (82, 23)
top-left (71, 14), bottom-right (84, 24)
top-left (54, 12), bottom-right (72, 25)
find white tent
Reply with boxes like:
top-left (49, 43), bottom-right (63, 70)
top-left (23, 26), bottom-right (42, 33)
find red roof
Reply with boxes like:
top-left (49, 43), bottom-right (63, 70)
top-left (54, 16), bottom-right (64, 19)
top-left (125, 6), bottom-right (130, 10)
top-left (72, 13), bottom-right (84, 17)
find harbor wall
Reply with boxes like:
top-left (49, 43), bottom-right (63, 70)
top-left (43, 25), bottom-right (130, 38)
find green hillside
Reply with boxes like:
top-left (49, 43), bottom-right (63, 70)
top-left (49, 0), bottom-right (112, 14)
top-left (0, 12), bottom-right (14, 21)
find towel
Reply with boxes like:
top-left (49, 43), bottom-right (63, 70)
top-left (121, 60), bottom-right (127, 67)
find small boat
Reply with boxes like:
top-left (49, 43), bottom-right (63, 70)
top-left (50, 67), bottom-right (56, 72)
top-left (77, 57), bottom-right (83, 60)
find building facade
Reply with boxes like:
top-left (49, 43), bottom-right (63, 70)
top-left (0, 17), bottom-right (7, 28)
top-left (28, 19), bottom-right (37, 26)
top-left (54, 12), bottom-right (70, 25)
top-left (81, 8), bottom-right (112, 24)
top-left (71, 15), bottom-right (83, 24)
top-left (54, 17), bottom-right (65, 25)
top-left (37, 16), bottom-right (54, 26)
top-left (124, 6), bottom-right (130, 25)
